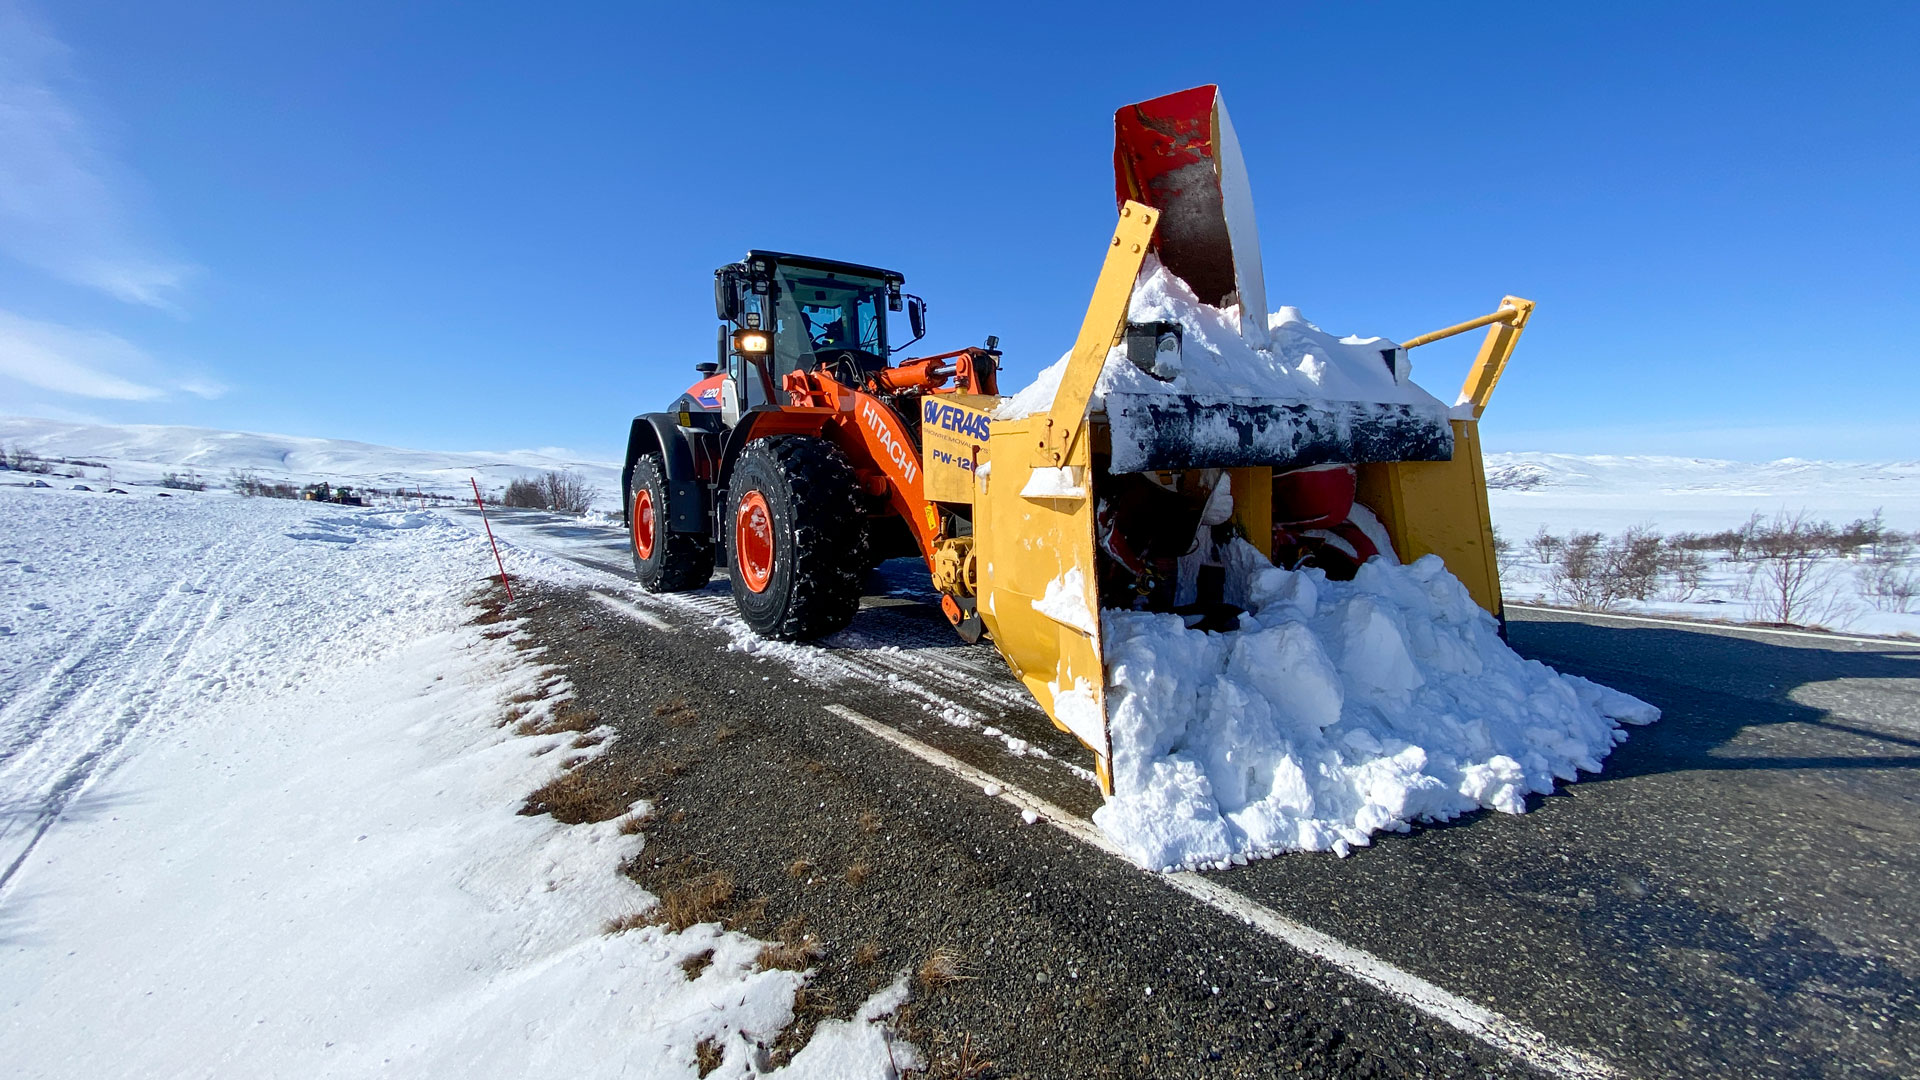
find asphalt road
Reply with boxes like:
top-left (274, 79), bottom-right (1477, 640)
top-left (467, 509), bottom-right (1920, 1079)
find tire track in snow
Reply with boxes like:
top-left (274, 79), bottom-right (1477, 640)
top-left (0, 528), bottom-right (284, 893)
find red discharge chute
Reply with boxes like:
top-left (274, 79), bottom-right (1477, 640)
top-left (1113, 84), bottom-right (1269, 341)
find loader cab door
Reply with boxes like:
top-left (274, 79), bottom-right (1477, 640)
top-left (718, 289), bottom-right (772, 427)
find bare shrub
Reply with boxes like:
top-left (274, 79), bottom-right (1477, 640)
top-left (1526, 527), bottom-right (1564, 566)
top-left (1860, 534), bottom-right (1919, 613)
top-left (3, 445), bottom-right (52, 474)
top-left (1744, 510), bottom-right (1846, 625)
top-left (1491, 526), bottom-right (1512, 569)
top-left (1550, 532), bottom-right (1618, 609)
top-left (1548, 527), bottom-right (1664, 609)
top-left (502, 470), bottom-right (594, 513)
top-left (502, 478), bottom-right (544, 508)
top-left (1657, 538), bottom-right (1711, 602)
top-left (228, 469), bottom-right (299, 499)
top-left (1612, 524), bottom-right (1665, 601)
top-left (1728, 512), bottom-right (1766, 562)
top-left (1836, 509), bottom-right (1888, 558)
top-left (159, 470), bottom-right (206, 491)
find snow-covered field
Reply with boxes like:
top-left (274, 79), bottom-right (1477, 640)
top-left (1484, 454), bottom-right (1920, 637)
top-left (0, 415), bottom-right (619, 502)
top-left (1485, 451), bottom-right (1920, 535)
top-left (0, 487), bottom-right (910, 1079)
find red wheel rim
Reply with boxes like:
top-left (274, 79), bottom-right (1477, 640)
top-left (734, 490), bottom-right (775, 593)
top-left (631, 488), bottom-right (656, 561)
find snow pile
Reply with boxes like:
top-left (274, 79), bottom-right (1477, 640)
top-left (1091, 543), bottom-right (1658, 871)
top-left (0, 488), bottom-right (913, 1078)
top-left (996, 258), bottom-right (1445, 422)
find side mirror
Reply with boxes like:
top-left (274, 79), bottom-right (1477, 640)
top-left (695, 361), bottom-right (719, 375)
top-left (907, 296), bottom-right (926, 340)
top-left (713, 270), bottom-right (738, 321)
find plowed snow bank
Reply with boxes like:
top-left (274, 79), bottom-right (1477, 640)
top-left (1094, 542), bottom-right (1658, 871)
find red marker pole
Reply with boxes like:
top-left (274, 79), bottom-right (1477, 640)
top-left (471, 477), bottom-right (513, 601)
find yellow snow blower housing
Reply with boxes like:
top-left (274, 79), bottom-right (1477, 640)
top-left (935, 87), bottom-right (1532, 792)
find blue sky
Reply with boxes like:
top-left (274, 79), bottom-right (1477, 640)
top-left (1, 1), bottom-right (1914, 462)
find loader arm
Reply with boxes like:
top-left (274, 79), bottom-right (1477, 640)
top-left (1036, 201), bottom-right (1160, 469)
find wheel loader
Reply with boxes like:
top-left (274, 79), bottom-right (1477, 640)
top-left (621, 85), bottom-right (1532, 793)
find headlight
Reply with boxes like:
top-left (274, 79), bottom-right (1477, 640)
top-left (733, 330), bottom-right (771, 355)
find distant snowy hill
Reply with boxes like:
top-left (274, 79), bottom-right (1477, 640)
top-left (5, 415), bottom-right (1914, 533)
top-left (1483, 451), bottom-right (1920, 534)
top-left (0, 416), bottom-right (621, 504)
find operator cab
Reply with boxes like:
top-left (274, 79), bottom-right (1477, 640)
top-left (709, 251), bottom-right (925, 424)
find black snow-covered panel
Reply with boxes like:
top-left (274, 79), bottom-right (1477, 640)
top-left (1103, 393), bottom-right (1454, 474)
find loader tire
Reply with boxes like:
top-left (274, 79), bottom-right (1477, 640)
top-left (630, 455), bottom-right (714, 592)
top-left (725, 435), bottom-right (866, 641)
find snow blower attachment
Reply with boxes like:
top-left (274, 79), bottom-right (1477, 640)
top-left (621, 84), bottom-right (1533, 795)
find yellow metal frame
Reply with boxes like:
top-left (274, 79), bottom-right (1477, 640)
top-left (1356, 296), bottom-right (1534, 621)
top-left (1036, 201), bottom-right (1159, 467)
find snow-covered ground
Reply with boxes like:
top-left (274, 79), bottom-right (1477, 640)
top-left (1485, 452), bottom-right (1920, 535)
top-left (1482, 453), bottom-right (1920, 637)
top-left (0, 486), bottom-right (911, 1079)
top-left (0, 415), bottom-right (620, 503)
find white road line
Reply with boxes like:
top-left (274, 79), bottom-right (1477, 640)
top-left (1508, 603), bottom-right (1920, 648)
top-left (824, 703), bottom-right (1625, 1080)
top-left (588, 591), bottom-right (676, 633)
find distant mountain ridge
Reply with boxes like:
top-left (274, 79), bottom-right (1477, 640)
top-left (1483, 451), bottom-right (1920, 495)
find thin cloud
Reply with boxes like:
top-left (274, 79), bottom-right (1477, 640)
top-left (0, 309), bottom-right (165, 400)
top-left (0, 2), bottom-right (196, 309)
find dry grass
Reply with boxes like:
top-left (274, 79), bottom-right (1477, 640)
top-left (844, 862), bottom-right (870, 887)
top-left (726, 895), bottom-right (768, 931)
top-left (512, 700), bottom-right (599, 738)
top-left (937, 1033), bottom-right (994, 1080)
top-left (755, 938), bottom-right (822, 972)
top-left (852, 941), bottom-right (881, 968)
top-left (668, 809), bottom-right (687, 825)
top-left (858, 810), bottom-right (881, 834)
top-left (651, 871), bottom-right (736, 931)
top-left (603, 912), bottom-right (652, 935)
top-left (694, 1037), bottom-right (723, 1077)
top-left (653, 696), bottom-right (697, 727)
top-left (756, 918), bottom-right (825, 972)
top-left (713, 724), bottom-right (735, 742)
top-left (519, 761), bottom-right (638, 824)
top-left (617, 811), bottom-right (651, 836)
top-left (680, 948), bottom-right (714, 980)
top-left (802, 760), bottom-right (826, 776)
top-left (787, 858), bottom-right (815, 879)
top-left (918, 946), bottom-right (969, 988)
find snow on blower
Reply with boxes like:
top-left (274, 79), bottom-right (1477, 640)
top-left (619, 85), bottom-right (1656, 869)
